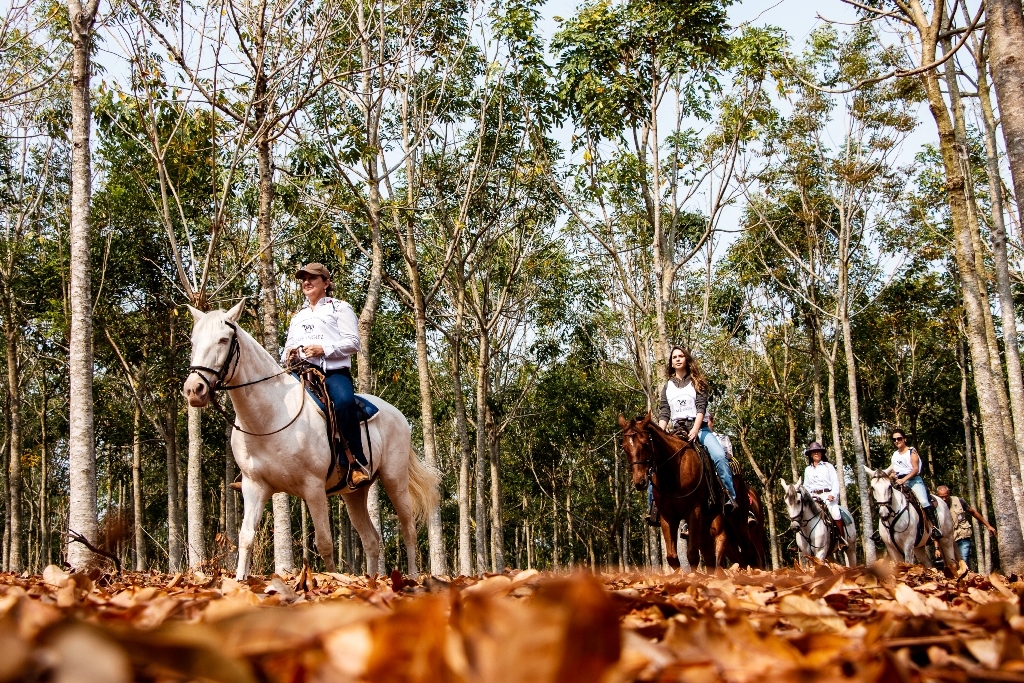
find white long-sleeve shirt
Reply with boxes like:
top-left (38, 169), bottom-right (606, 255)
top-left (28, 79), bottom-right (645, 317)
top-left (282, 297), bottom-right (361, 370)
top-left (803, 461), bottom-right (840, 496)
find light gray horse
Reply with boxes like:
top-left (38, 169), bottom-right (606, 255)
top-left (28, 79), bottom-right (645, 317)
top-left (780, 478), bottom-right (858, 567)
top-left (864, 466), bottom-right (961, 573)
top-left (182, 301), bottom-right (438, 579)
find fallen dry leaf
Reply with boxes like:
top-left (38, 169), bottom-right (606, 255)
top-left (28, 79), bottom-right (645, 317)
top-left (1, 563), bottom-right (1023, 682)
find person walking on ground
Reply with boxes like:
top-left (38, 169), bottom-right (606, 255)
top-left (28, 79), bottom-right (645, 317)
top-left (935, 485), bottom-right (995, 568)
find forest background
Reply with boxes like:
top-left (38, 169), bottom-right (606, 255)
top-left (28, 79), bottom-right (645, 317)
top-left (3, 0), bottom-right (1024, 579)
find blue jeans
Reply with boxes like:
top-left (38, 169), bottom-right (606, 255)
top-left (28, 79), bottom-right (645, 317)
top-left (904, 475), bottom-right (930, 507)
top-left (325, 369), bottom-right (366, 465)
top-left (699, 427), bottom-right (736, 501)
top-left (957, 538), bottom-right (972, 566)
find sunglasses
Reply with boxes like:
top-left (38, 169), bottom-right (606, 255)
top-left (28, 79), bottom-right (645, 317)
top-left (892, 436), bottom-right (904, 443)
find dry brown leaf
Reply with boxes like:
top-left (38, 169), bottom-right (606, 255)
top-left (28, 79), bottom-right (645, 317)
top-left (779, 594), bottom-right (847, 634)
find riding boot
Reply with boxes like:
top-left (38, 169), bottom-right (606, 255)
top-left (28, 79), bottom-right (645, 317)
top-left (925, 505), bottom-right (943, 539)
top-left (723, 492), bottom-right (737, 514)
top-left (834, 518), bottom-right (847, 547)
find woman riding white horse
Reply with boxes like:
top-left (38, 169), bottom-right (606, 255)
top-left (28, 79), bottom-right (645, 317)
top-left (183, 298), bottom-right (437, 579)
top-left (887, 428), bottom-right (942, 540)
top-left (865, 466), bottom-right (957, 570)
top-left (283, 263), bottom-right (368, 488)
top-left (802, 442), bottom-right (848, 544)
top-left (781, 444), bottom-right (857, 566)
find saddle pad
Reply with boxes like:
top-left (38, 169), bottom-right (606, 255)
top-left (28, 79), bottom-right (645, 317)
top-left (840, 508), bottom-right (854, 526)
top-left (291, 373), bottom-right (380, 422)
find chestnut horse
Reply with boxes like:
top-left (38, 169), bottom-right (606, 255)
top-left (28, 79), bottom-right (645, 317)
top-left (620, 413), bottom-right (765, 570)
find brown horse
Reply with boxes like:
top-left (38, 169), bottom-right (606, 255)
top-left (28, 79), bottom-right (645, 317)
top-left (619, 413), bottom-right (765, 570)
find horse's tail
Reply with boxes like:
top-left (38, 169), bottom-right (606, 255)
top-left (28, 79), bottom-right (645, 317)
top-left (407, 447), bottom-right (440, 526)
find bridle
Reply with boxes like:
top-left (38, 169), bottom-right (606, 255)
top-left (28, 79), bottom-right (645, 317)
top-left (787, 487), bottom-right (827, 551)
top-left (622, 425), bottom-right (706, 501)
top-left (870, 476), bottom-right (913, 560)
top-left (187, 320), bottom-right (306, 437)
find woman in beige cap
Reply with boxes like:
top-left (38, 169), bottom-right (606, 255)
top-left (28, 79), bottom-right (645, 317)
top-left (283, 263), bottom-right (367, 485)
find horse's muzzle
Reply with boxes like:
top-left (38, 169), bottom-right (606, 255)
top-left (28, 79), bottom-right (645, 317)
top-left (183, 375), bottom-right (211, 408)
top-left (790, 521), bottom-right (801, 532)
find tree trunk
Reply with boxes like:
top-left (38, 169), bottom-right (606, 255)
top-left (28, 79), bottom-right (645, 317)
top-left (6, 320), bottom-right (22, 572)
top-left (132, 403), bottom-right (146, 571)
top-left (785, 408), bottom-right (798, 482)
top-left (186, 406), bottom-right (204, 568)
top-left (839, 258), bottom-right (875, 563)
top-left (474, 330), bottom-right (489, 574)
top-left (986, 0), bottom-right (1024, 233)
top-left (253, 130), bottom-right (293, 576)
top-left (976, 426), bottom-right (993, 575)
top-left (822, 349), bottom-right (848, 509)
top-left (66, 0), bottom-right (100, 571)
top-left (920, 62), bottom-right (1024, 571)
top-left (487, 408), bottom-right (504, 572)
top-left (944, 50), bottom-right (1024, 524)
top-left (405, 245), bottom-right (446, 575)
top-left (225, 423), bottom-right (237, 569)
top-left (39, 388), bottom-right (50, 567)
top-left (164, 402), bottom-right (182, 572)
top-left (451, 314), bottom-right (473, 576)
top-left (976, 53), bottom-right (1024, 487)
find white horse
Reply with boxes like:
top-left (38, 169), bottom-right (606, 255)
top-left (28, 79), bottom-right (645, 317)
top-left (780, 478), bottom-right (858, 567)
top-left (182, 301), bottom-right (438, 580)
top-left (864, 466), bottom-right (961, 573)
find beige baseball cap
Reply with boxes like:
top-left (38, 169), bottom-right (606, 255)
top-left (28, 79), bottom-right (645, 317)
top-left (295, 263), bottom-right (331, 280)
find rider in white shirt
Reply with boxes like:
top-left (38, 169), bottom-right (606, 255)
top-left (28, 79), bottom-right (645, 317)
top-left (802, 442), bottom-right (846, 544)
top-left (283, 263), bottom-right (368, 486)
top-left (886, 428), bottom-right (941, 539)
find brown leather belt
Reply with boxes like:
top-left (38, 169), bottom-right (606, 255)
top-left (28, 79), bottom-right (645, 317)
top-left (812, 489), bottom-right (826, 494)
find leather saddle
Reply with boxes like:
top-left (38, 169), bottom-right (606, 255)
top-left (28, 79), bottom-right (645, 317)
top-left (292, 364), bottom-right (378, 494)
top-left (897, 483), bottom-right (932, 546)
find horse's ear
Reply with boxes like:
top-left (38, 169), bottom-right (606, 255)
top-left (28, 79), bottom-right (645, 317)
top-left (617, 414), bottom-right (629, 430)
top-left (779, 478), bottom-right (788, 491)
top-left (862, 465), bottom-right (874, 476)
top-left (226, 298), bottom-right (246, 323)
top-left (795, 477), bottom-right (802, 489)
top-left (187, 305), bottom-right (205, 322)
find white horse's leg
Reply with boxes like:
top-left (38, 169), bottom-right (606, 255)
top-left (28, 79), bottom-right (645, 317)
top-left (236, 479), bottom-right (269, 580)
top-left (343, 486), bottom-right (381, 576)
top-left (304, 488), bottom-right (337, 573)
top-left (845, 529), bottom-right (857, 567)
top-left (381, 470), bottom-right (419, 578)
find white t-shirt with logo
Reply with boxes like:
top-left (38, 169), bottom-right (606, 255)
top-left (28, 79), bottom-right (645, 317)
top-left (665, 380), bottom-right (698, 422)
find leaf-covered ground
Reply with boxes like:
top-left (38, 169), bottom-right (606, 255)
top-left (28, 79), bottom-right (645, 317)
top-left (2, 562), bottom-right (1024, 682)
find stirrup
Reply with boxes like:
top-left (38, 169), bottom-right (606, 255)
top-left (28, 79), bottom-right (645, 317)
top-left (347, 464), bottom-right (371, 489)
top-left (930, 527), bottom-right (943, 540)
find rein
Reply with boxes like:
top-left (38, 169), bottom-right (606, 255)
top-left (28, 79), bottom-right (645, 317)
top-left (627, 430), bottom-right (706, 501)
top-left (188, 322), bottom-right (308, 437)
top-left (789, 490), bottom-right (828, 552)
top-left (872, 480), bottom-right (913, 561)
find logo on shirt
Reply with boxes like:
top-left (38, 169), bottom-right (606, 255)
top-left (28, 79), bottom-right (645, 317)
top-left (302, 323), bottom-right (315, 333)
